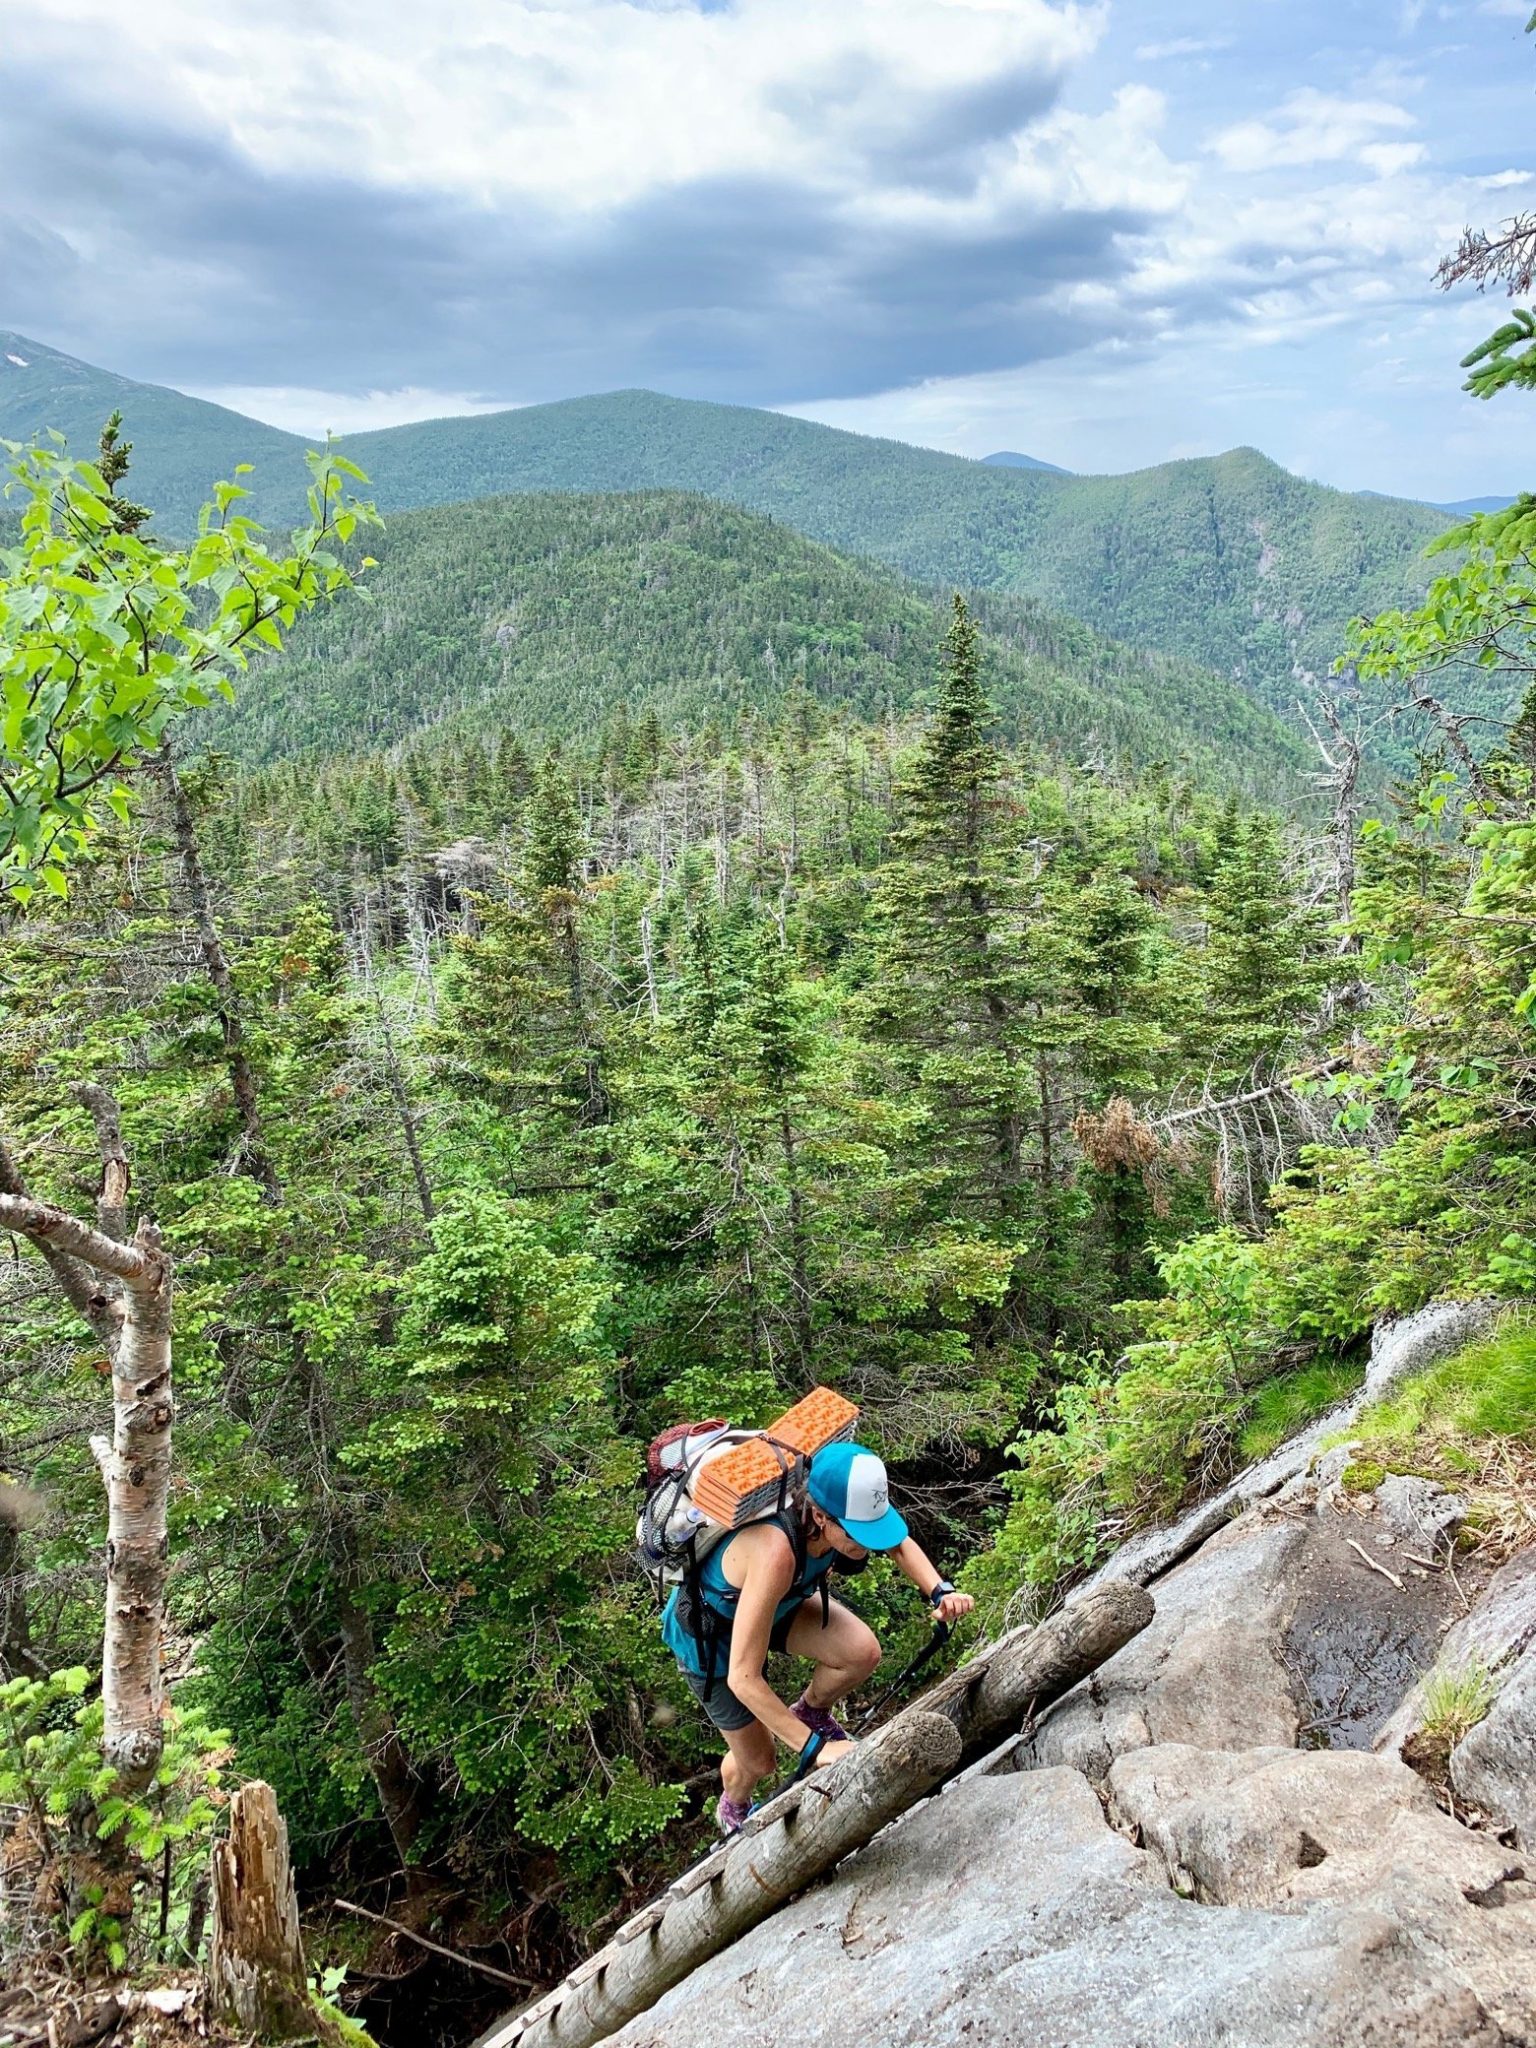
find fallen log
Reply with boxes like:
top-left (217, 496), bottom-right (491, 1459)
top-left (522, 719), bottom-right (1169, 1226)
top-left (474, 1579), bottom-right (1153, 2048)
top-left (494, 1709), bottom-right (959, 2048)
top-left (922, 1576), bottom-right (1154, 1768)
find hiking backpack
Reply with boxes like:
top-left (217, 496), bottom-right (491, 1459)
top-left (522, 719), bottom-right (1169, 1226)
top-left (635, 1421), bottom-right (808, 1595)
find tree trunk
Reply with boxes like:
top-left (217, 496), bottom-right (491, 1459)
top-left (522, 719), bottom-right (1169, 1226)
top-left (0, 1194), bottom-right (174, 1790)
top-left (778, 1104), bottom-right (814, 1381)
top-left (0, 1490), bottom-right (44, 1678)
top-left (97, 1220), bottom-right (174, 1789)
top-left (479, 1581), bottom-right (1154, 2048)
top-left (373, 995), bottom-right (435, 1223)
top-left (334, 1574), bottom-right (432, 1869)
top-left (208, 1781), bottom-right (313, 2040)
top-left (158, 746), bottom-right (281, 1200)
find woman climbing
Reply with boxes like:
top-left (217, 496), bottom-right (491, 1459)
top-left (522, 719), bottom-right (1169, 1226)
top-left (662, 1440), bottom-right (975, 1834)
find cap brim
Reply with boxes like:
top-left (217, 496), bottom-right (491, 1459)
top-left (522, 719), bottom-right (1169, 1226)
top-left (841, 1504), bottom-right (908, 1552)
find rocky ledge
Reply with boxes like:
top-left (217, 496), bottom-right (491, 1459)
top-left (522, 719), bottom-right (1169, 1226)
top-left (607, 1302), bottom-right (1536, 2047)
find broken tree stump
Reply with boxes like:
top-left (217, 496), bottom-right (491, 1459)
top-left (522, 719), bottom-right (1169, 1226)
top-left (207, 1780), bottom-right (314, 2041)
top-left (476, 1580), bottom-right (1154, 2048)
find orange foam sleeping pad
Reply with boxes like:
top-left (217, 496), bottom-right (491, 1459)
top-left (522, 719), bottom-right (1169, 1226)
top-left (690, 1388), bottom-right (860, 1529)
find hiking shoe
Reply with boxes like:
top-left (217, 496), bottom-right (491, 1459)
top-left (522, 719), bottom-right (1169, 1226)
top-left (717, 1794), bottom-right (754, 1836)
top-left (792, 1693), bottom-right (850, 1743)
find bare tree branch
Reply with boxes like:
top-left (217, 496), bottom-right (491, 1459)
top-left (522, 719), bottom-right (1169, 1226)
top-left (0, 1131), bottom-right (117, 1346)
top-left (72, 1082), bottom-right (131, 1242)
top-left (0, 1191), bottom-right (154, 1287)
top-left (1401, 681), bottom-right (1499, 806)
top-left (1152, 1056), bottom-right (1352, 1133)
top-left (1436, 214), bottom-right (1536, 298)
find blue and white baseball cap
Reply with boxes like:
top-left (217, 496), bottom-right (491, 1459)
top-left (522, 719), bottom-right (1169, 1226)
top-left (808, 1442), bottom-right (908, 1551)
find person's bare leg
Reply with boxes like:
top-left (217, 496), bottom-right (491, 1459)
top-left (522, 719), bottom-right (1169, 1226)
top-left (783, 1596), bottom-right (880, 1710)
top-left (719, 1717), bottom-right (776, 1806)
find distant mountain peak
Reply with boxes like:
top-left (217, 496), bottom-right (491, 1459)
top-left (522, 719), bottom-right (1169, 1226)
top-left (981, 450), bottom-right (1072, 475)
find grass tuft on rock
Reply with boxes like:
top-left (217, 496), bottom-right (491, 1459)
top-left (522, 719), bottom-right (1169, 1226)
top-left (1420, 1657), bottom-right (1498, 1745)
top-left (1238, 1360), bottom-right (1364, 1464)
top-left (1348, 1316), bottom-right (1536, 1460)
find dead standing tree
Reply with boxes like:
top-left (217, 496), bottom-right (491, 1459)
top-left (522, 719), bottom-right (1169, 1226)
top-left (1076, 1056), bottom-right (1354, 1226)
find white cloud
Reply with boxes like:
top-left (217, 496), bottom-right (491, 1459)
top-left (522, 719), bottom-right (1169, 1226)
top-left (1211, 89), bottom-right (1417, 173)
top-left (1478, 168), bottom-right (1535, 188)
top-left (8, 0), bottom-right (1104, 212)
top-left (189, 384), bottom-right (515, 437)
top-left (1136, 35), bottom-right (1232, 61)
top-left (1359, 141), bottom-right (1428, 175)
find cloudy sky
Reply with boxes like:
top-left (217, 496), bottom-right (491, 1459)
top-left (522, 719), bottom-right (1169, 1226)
top-left (2, 0), bottom-right (1533, 500)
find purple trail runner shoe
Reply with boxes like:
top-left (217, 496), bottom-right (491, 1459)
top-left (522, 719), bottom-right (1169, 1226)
top-left (717, 1793), bottom-right (754, 1836)
top-left (792, 1692), bottom-right (850, 1743)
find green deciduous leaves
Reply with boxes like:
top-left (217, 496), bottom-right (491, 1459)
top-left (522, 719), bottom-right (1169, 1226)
top-left (0, 436), bottom-right (378, 901)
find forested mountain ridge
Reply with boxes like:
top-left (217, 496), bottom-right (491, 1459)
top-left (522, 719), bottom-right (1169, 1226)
top-left (329, 397), bottom-right (1452, 733)
top-left (0, 328), bottom-right (303, 519)
top-left (205, 489), bottom-right (1311, 796)
top-left (2, 334), bottom-right (1457, 760)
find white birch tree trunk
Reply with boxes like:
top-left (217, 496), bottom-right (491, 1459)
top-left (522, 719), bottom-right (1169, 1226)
top-left (0, 1192), bottom-right (173, 1791)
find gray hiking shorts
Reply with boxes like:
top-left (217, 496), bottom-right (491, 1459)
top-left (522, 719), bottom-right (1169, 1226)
top-left (681, 1665), bottom-right (759, 1732)
top-left (679, 1604), bottom-right (805, 1732)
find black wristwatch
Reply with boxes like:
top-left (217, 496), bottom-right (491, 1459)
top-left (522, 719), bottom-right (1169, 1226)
top-left (928, 1579), bottom-right (955, 1608)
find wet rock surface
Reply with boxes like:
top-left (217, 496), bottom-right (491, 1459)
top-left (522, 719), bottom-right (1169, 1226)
top-left (1282, 1518), bottom-right (1459, 1749)
top-left (611, 1760), bottom-right (1536, 2048)
top-left (1026, 1495), bottom-right (1466, 1774)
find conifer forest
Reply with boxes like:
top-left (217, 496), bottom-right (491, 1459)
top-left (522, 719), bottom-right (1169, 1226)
top-left (2, 11), bottom-right (1536, 2047)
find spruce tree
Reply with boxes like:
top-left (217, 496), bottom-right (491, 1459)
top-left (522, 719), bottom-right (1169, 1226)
top-left (867, 597), bottom-right (1039, 1243)
top-left (97, 411), bottom-right (151, 534)
top-left (1200, 814), bottom-right (1328, 1070)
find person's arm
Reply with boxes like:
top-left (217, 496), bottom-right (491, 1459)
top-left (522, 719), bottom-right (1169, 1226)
top-left (889, 1535), bottom-right (975, 1625)
top-left (723, 1526), bottom-right (829, 1754)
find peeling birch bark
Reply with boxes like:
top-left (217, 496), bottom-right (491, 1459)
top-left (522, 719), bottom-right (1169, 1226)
top-left (0, 1192), bottom-right (173, 1791)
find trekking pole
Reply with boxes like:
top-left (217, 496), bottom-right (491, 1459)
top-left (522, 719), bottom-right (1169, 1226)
top-left (851, 1617), bottom-right (953, 1737)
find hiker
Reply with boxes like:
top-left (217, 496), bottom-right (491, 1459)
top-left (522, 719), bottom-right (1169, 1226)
top-left (662, 1440), bottom-right (975, 1834)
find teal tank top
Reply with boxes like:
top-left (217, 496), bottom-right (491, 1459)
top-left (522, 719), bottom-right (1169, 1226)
top-left (663, 1516), bottom-right (835, 1678)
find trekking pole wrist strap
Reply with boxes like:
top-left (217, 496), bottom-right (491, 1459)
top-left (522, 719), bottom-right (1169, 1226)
top-left (798, 1730), bottom-right (825, 1766)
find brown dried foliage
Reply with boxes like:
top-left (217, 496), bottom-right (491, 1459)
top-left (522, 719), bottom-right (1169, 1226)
top-left (1073, 1097), bottom-right (1160, 1174)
